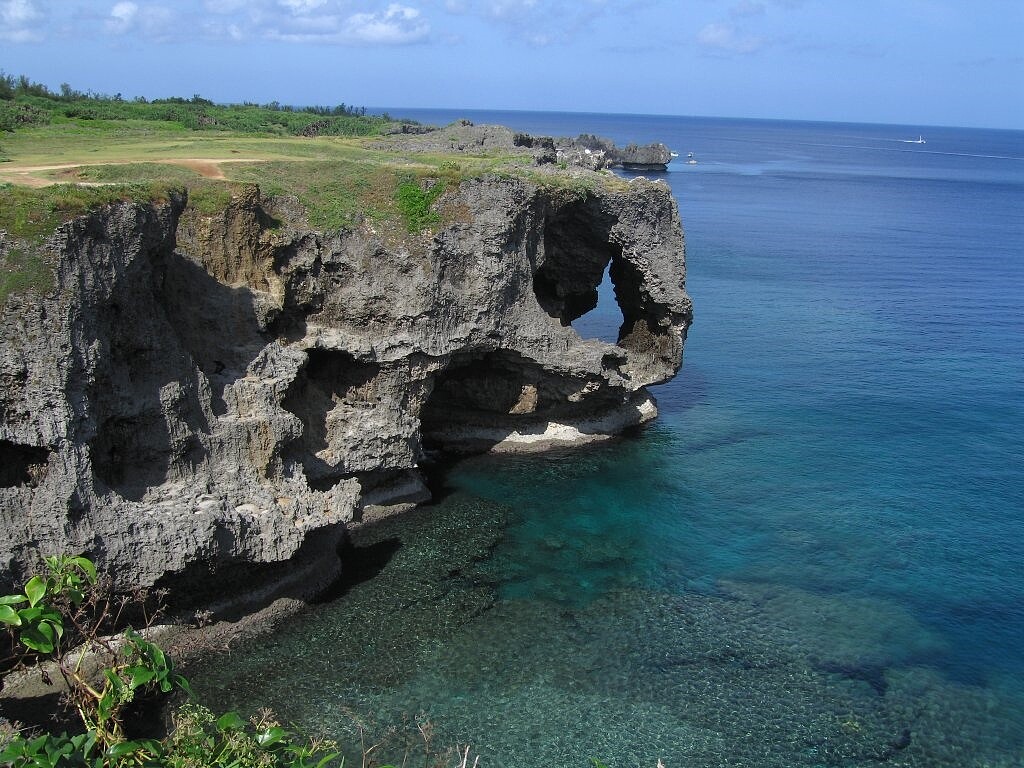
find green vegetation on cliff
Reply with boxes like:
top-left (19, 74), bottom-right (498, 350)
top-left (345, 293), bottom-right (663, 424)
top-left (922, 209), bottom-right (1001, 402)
top-left (0, 247), bottom-right (54, 306)
top-left (0, 71), bottom-right (616, 308)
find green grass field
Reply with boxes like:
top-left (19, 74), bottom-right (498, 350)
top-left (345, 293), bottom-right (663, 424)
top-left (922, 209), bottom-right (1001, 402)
top-left (0, 78), bottom-right (623, 306)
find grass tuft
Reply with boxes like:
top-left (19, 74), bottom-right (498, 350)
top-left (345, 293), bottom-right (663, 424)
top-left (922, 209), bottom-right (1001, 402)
top-left (396, 176), bottom-right (445, 232)
top-left (0, 183), bottom-right (172, 243)
top-left (0, 245), bottom-right (54, 305)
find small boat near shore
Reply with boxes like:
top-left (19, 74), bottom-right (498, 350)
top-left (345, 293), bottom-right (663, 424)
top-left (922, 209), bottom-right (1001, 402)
top-left (902, 135), bottom-right (926, 144)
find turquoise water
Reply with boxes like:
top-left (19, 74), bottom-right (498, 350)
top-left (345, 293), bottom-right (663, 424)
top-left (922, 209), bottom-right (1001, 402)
top-left (191, 115), bottom-right (1024, 766)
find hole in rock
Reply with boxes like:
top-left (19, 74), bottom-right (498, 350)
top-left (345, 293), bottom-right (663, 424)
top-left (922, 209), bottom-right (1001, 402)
top-left (570, 263), bottom-right (622, 344)
top-left (282, 349), bottom-right (382, 487)
top-left (154, 533), bottom-right (345, 619)
top-left (532, 199), bottom-right (625, 343)
top-left (0, 440), bottom-right (50, 488)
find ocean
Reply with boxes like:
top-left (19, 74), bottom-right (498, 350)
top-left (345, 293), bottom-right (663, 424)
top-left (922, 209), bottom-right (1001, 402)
top-left (189, 112), bottom-right (1024, 767)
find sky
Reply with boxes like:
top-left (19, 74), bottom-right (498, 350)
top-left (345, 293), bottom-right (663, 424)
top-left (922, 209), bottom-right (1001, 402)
top-left (2, 0), bottom-right (1022, 129)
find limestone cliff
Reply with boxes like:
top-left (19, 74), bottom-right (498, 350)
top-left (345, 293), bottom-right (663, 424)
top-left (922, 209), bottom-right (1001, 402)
top-left (0, 163), bottom-right (691, 613)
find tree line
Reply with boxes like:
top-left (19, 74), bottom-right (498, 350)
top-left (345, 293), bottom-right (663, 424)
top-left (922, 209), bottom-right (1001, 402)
top-left (0, 72), bottom-right (399, 136)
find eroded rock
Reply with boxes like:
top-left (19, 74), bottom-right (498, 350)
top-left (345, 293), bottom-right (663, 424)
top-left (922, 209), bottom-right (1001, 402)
top-left (0, 161), bottom-right (690, 613)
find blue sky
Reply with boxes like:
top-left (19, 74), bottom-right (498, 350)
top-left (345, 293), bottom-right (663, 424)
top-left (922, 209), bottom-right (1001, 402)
top-left (2, 0), bottom-right (1022, 128)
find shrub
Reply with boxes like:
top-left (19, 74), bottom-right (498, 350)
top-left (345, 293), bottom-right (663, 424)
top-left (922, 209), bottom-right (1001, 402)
top-left (0, 556), bottom-right (347, 768)
top-left (0, 102), bottom-right (51, 132)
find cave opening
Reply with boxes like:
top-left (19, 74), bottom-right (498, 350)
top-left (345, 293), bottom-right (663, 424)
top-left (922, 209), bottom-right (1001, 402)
top-left (532, 200), bottom-right (626, 344)
top-left (422, 350), bottom-right (542, 454)
top-left (420, 349), bottom-right (619, 456)
top-left (89, 413), bottom-right (175, 502)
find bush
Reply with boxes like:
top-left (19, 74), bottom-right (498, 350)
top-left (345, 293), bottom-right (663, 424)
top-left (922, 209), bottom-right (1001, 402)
top-left (0, 556), bottom-right (346, 768)
top-left (0, 102), bottom-right (51, 132)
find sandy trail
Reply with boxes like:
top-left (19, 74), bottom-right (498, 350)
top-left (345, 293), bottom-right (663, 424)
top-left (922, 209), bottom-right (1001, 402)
top-left (0, 158), bottom-right (263, 187)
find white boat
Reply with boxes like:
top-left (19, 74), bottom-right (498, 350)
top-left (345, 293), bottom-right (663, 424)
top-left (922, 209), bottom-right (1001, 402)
top-left (903, 135), bottom-right (926, 144)
top-left (686, 152), bottom-right (698, 164)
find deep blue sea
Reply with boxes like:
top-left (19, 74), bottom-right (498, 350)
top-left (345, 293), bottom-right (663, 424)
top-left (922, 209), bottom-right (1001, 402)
top-left (192, 112), bottom-right (1024, 767)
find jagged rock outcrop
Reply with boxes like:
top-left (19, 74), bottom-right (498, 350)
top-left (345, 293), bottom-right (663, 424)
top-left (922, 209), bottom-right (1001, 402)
top-left (555, 134), bottom-right (673, 172)
top-left (372, 120), bottom-right (671, 171)
top-left (0, 160), bottom-right (691, 614)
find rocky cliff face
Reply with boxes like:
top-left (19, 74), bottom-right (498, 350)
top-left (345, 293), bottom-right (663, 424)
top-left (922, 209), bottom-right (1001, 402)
top-left (0, 166), bottom-right (691, 613)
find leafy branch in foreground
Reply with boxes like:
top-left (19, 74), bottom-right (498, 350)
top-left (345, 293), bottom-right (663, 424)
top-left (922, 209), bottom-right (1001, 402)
top-left (0, 556), bottom-right (341, 768)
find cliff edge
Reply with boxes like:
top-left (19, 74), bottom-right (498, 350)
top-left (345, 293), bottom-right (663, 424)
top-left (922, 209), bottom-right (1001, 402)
top-left (0, 136), bottom-right (691, 613)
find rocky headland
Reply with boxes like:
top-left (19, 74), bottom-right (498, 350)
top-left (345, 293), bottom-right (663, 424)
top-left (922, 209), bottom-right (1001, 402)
top-left (0, 124), bottom-right (691, 617)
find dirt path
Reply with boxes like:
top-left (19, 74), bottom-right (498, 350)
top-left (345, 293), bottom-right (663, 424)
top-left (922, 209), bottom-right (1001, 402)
top-left (0, 158), bottom-right (262, 187)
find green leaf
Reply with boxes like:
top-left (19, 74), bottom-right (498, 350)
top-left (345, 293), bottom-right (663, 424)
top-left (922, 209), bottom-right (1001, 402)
top-left (172, 673), bottom-right (194, 697)
top-left (216, 712), bottom-right (246, 732)
top-left (150, 643), bottom-right (167, 672)
top-left (0, 741), bottom-right (26, 763)
top-left (70, 556), bottom-right (98, 583)
top-left (105, 741), bottom-right (146, 760)
top-left (126, 665), bottom-right (156, 688)
top-left (256, 726), bottom-right (286, 748)
top-left (17, 606), bottom-right (43, 622)
top-left (20, 620), bottom-right (55, 653)
top-left (25, 575), bottom-right (46, 607)
top-left (0, 604), bottom-right (22, 626)
top-left (0, 593), bottom-right (27, 605)
top-left (314, 753), bottom-right (343, 768)
top-left (40, 615), bottom-right (64, 641)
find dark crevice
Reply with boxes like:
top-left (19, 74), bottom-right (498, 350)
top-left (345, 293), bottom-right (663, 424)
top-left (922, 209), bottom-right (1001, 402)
top-left (0, 441), bottom-right (50, 488)
top-left (90, 414), bottom-right (172, 501)
top-left (533, 199), bottom-right (619, 327)
top-left (155, 532), bottom-right (345, 619)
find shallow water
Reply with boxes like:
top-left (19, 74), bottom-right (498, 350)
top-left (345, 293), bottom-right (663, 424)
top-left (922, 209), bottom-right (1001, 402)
top-left (190, 115), bottom-right (1024, 766)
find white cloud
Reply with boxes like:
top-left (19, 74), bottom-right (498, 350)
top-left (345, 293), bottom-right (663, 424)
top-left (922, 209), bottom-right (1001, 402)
top-left (102, 1), bottom-right (177, 39)
top-left (697, 21), bottom-right (763, 54)
top-left (2, 0), bottom-right (37, 23)
top-left (0, 0), bottom-right (43, 42)
top-left (0, 0), bottom-right (433, 46)
top-left (343, 3), bottom-right (429, 44)
top-left (487, 0), bottom-right (537, 21)
top-left (105, 0), bottom-right (138, 33)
